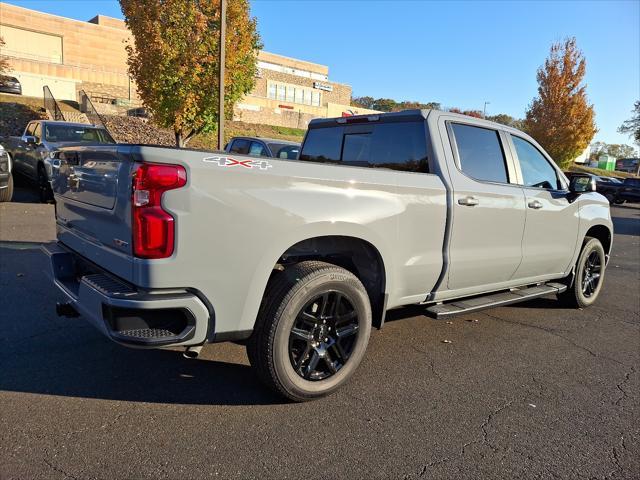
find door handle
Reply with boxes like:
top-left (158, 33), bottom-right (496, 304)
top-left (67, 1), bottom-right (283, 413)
top-left (458, 196), bottom-right (479, 206)
top-left (528, 200), bottom-right (543, 209)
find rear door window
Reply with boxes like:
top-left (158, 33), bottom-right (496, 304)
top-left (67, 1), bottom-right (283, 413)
top-left (451, 123), bottom-right (508, 183)
top-left (229, 139), bottom-right (250, 155)
top-left (511, 135), bottom-right (561, 190)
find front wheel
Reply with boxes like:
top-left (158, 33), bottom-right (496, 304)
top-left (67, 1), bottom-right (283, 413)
top-left (247, 261), bottom-right (372, 402)
top-left (559, 237), bottom-right (606, 308)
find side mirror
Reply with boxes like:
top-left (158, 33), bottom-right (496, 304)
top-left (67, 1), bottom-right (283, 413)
top-left (22, 135), bottom-right (37, 145)
top-left (569, 174), bottom-right (596, 194)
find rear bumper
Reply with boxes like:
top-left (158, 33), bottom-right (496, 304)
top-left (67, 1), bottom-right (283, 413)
top-left (44, 242), bottom-right (211, 348)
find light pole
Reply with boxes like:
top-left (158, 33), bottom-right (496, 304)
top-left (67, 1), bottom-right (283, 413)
top-left (218, 0), bottom-right (226, 151)
top-left (483, 101), bottom-right (490, 119)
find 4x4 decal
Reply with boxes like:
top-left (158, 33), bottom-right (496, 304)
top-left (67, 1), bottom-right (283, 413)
top-left (203, 155), bottom-right (272, 170)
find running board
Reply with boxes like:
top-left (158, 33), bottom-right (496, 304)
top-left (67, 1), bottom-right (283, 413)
top-left (425, 283), bottom-right (567, 319)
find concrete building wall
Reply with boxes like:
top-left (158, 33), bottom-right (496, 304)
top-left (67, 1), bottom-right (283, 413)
top-left (0, 2), bottom-right (375, 128)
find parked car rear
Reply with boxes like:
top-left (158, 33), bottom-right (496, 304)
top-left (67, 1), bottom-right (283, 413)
top-left (0, 76), bottom-right (22, 95)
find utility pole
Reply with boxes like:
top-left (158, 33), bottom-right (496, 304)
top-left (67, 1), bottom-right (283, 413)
top-left (217, 0), bottom-right (226, 150)
top-left (483, 101), bottom-right (490, 119)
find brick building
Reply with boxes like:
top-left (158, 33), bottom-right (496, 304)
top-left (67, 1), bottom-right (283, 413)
top-left (0, 2), bottom-right (379, 128)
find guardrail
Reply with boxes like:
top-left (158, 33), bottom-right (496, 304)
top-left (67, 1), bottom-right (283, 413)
top-left (43, 85), bottom-right (65, 121)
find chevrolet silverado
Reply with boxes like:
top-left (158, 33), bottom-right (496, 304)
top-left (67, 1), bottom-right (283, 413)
top-left (44, 110), bottom-right (612, 401)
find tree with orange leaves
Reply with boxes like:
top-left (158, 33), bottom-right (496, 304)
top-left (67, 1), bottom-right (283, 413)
top-left (120, 0), bottom-right (261, 147)
top-left (524, 38), bottom-right (596, 169)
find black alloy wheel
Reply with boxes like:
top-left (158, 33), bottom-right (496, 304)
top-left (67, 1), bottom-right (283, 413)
top-left (581, 250), bottom-right (602, 298)
top-left (288, 291), bottom-right (359, 381)
top-left (247, 261), bottom-right (372, 401)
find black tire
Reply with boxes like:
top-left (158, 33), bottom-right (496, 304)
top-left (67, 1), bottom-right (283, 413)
top-left (558, 237), bottom-right (606, 308)
top-left (0, 173), bottom-right (13, 202)
top-left (614, 199), bottom-right (625, 205)
top-left (247, 261), bottom-right (372, 402)
top-left (604, 193), bottom-right (615, 204)
top-left (37, 164), bottom-right (53, 203)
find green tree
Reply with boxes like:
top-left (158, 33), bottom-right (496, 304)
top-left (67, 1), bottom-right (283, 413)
top-left (606, 143), bottom-right (636, 159)
top-left (523, 38), bottom-right (597, 169)
top-left (120, 0), bottom-right (261, 147)
top-left (618, 101), bottom-right (640, 146)
top-left (351, 96), bottom-right (375, 109)
top-left (352, 96), bottom-right (441, 113)
top-left (486, 113), bottom-right (524, 129)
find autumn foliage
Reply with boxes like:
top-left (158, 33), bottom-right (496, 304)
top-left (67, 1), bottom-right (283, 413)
top-left (0, 37), bottom-right (11, 78)
top-left (524, 38), bottom-right (596, 169)
top-left (120, 0), bottom-right (261, 147)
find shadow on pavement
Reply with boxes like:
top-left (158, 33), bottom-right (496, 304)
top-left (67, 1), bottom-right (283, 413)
top-left (0, 244), bottom-right (283, 406)
top-left (9, 175), bottom-right (41, 204)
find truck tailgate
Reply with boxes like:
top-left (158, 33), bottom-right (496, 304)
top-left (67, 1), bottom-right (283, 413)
top-left (50, 145), bottom-right (135, 281)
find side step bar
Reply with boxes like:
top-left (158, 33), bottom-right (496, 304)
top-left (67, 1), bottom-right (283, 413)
top-left (425, 282), bottom-right (567, 319)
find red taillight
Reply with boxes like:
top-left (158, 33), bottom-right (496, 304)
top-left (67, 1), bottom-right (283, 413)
top-left (132, 163), bottom-right (187, 259)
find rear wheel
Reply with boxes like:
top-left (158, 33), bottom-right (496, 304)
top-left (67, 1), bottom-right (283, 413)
top-left (247, 261), bottom-right (372, 402)
top-left (37, 164), bottom-right (53, 203)
top-left (604, 193), bottom-right (615, 204)
top-left (0, 172), bottom-right (13, 202)
top-left (559, 237), bottom-right (606, 308)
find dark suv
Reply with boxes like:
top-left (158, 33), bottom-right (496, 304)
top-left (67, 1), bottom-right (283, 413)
top-left (616, 178), bottom-right (640, 204)
top-left (225, 136), bottom-right (300, 160)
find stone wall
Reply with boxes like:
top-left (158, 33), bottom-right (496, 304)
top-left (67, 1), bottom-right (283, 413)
top-left (233, 105), bottom-right (316, 130)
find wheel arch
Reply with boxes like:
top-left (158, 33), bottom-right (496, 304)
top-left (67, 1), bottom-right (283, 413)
top-left (585, 224), bottom-right (612, 256)
top-left (277, 235), bottom-right (388, 329)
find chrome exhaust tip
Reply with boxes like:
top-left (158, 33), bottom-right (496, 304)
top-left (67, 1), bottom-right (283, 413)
top-left (183, 345), bottom-right (203, 359)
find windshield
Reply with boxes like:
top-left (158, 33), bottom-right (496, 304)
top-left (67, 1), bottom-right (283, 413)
top-left (268, 143), bottom-right (300, 159)
top-left (44, 124), bottom-right (115, 144)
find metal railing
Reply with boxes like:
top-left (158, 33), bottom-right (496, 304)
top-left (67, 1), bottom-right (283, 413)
top-left (78, 89), bottom-right (108, 130)
top-left (43, 85), bottom-right (66, 121)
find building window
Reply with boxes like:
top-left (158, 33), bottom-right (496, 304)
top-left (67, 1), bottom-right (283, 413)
top-left (268, 81), bottom-right (324, 107)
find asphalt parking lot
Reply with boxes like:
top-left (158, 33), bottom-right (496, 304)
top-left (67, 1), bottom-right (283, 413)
top-left (1, 184), bottom-right (638, 480)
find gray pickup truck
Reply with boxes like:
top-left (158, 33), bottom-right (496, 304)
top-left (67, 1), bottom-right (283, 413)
top-left (1, 120), bottom-right (115, 201)
top-left (44, 110), bottom-right (612, 401)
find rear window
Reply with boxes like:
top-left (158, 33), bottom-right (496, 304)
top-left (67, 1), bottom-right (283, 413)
top-left (451, 123), bottom-right (508, 183)
top-left (299, 121), bottom-right (429, 173)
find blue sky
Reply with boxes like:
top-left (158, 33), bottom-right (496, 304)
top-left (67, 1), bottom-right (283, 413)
top-left (5, 0), bottom-right (639, 146)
